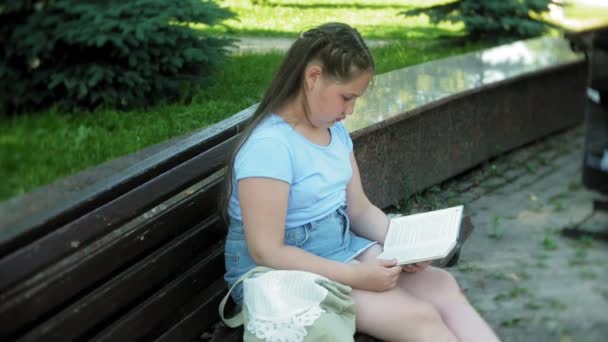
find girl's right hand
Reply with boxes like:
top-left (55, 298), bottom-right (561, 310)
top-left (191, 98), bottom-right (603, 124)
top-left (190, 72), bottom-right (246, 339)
top-left (351, 258), bottom-right (401, 292)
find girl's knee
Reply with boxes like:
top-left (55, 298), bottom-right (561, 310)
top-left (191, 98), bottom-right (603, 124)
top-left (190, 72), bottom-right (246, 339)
top-left (382, 300), bottom-right (442, 329)
top-left (410, 301), bottom-right (444, 324)
top-left (398, 302), bottom-right (454, 341)
top-left (353, 290), bottom-right (457, 342)
top-left (433, 268), bottom-right (464, 298)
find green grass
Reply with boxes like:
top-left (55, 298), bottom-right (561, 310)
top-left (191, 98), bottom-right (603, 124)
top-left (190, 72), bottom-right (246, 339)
top-left (536, 0), bottom-right (608, 37)
top-left (0, 52), bottom-right (281, 199)
top-left (494, 286), bottom-right (529, 301)
top-left (564, 5), bottom-right (608, 22)
top-left (0, 0), bottom-right (522, 201)
top-left (488, 215), bottom-right (504, 240)
top-left (500, 317), bottom-right (526, 328)
top-left (196, 0), bottom-right (463, 40)
top-left (542, 232), bottom-right (559, 251)
top-left (556, 1), bottom-right (608, 31)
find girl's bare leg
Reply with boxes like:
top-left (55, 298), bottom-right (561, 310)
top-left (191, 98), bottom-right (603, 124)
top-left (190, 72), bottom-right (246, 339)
top-left (356, 245), bottom-right (500, 342)
top-left (352, 245), bottom-right (458, 342)
top-left (350, 286), bottom-right (458, 342)
top-left (398, 267), bottom-right (500, 342)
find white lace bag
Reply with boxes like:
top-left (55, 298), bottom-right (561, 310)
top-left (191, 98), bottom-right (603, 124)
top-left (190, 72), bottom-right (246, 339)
top-left (219, 266), bottom-right (356, 342)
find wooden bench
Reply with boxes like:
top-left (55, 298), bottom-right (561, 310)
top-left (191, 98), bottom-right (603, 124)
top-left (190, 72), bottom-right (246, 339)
top-left (0, 104), bottom-right (474, 341)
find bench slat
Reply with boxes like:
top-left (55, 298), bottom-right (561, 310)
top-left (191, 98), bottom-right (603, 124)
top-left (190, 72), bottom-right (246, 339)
top-left (153, 278), bottom-right (241, 342)
top-left (5, 216), bottom-right (223, 341)
top-left (0, 137), bottom-right (235, 293)
top-left (91, 243), bottom-right (225, 341)
top-left (0, 178), bottom-right (221, 320)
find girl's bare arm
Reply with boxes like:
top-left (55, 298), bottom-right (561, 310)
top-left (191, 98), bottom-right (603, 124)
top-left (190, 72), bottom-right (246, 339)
top-left (238, 177), bottom-right (399, 291)
top-left (345, 153), bottom-right (390, 244)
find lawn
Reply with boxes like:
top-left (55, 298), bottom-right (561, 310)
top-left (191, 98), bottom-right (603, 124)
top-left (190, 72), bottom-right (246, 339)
top-left (4, 0), bottom-right (601, 201)
top-left (195, 0), bottom-right (462, 40)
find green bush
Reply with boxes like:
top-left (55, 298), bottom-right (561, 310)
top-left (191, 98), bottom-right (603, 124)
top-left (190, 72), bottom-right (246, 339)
top-left (402, 0), bottom-right (557, 42)
top-left (0, 0), bottom-right (235, 115)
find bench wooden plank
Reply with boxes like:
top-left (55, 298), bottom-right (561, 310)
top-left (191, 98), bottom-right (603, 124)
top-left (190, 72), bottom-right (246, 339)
top-left (154, 278), bottom-right (242, 342)
top-left (0, 180), bottom-right (221, 335)
top-left (0, 177), bottom-right (221, 301)
top-left (0, 179), bottom-right (222, 328)
top-left (91, 243), bottom-right (225, 341)
top-left (3, 216), bottom-right (223, 340)
top-left (0, 137), bottom-right (235, 293)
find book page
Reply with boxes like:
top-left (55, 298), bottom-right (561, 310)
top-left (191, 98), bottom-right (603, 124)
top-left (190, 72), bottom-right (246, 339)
top-left (380, 205), bottom-right (463, 264)
top-left (384, 206), bottom-right (462, 248)
top-left (380, 246), bottom-right (448, 264)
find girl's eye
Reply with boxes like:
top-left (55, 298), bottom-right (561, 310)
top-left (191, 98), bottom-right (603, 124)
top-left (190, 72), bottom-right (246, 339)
top-left (342, 96), bottom-right (353, 101)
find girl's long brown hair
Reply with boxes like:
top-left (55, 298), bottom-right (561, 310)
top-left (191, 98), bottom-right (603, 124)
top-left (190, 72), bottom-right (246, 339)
top-left (219, 22), bottom-right (375, 223)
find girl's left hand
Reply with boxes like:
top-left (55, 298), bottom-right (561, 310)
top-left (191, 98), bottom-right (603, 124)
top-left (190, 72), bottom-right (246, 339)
top-left (402, 261), bottom-right (431, 273)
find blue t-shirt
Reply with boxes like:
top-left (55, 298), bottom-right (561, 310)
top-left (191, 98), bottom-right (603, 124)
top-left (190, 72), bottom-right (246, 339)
top-left (228, 114), bottom-right (353, 228)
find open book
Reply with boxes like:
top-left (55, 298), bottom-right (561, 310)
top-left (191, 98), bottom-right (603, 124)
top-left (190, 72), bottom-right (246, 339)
top-left (377, 205), bottom-right (464, 265)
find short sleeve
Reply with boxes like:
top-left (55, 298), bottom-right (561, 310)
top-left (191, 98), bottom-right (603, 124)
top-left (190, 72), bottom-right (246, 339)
top-left (335, 122), bottom-right (353, 151)
top-left (234, 137), bottom-right (293, 184)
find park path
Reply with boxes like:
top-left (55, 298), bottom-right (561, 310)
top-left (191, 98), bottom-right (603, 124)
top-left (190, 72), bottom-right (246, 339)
top-left (227, 36), bottom-right (394, 54)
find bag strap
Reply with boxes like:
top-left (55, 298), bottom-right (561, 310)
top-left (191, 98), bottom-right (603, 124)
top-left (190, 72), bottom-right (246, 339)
top-left (219, 266), bottom-right (274, 328)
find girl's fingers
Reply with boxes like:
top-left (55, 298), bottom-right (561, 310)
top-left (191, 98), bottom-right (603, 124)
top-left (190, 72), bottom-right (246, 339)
top-left (402, 262), bottom-right (429, 272)
top-left (379, 258), bottom-right (398, 267)
top-left (391, 265), bottom-right (403, 274)
top-left (402, 264), bottom-right (416, 272)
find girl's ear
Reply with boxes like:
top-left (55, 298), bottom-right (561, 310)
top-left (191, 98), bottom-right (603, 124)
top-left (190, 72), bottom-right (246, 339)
top-left (304, 64), bottom-right (323, 91)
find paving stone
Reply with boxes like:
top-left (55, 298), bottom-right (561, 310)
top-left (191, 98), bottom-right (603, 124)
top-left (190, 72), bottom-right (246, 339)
top-left (482, 176), bottom-right (509, 190)
top-left (448, 125), bottom-right (608, 342)
top-left (502, 168), bottom-right (527, 182)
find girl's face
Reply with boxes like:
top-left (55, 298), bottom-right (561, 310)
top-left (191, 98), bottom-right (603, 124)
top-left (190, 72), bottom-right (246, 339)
top-left (305, 67), bottom-right (372, 129)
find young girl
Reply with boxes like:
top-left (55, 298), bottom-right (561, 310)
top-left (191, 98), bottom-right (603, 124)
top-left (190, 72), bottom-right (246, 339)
top-left (222, 22), bottom-right (499, 342)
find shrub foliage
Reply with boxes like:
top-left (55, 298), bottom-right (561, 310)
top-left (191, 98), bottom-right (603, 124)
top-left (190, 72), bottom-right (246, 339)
top-left (402, 0), bottom-right (557, 42)
top-left (0, 0), bottom-right (235, 114)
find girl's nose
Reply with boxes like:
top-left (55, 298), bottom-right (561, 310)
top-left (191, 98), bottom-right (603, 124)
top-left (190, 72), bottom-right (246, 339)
top-left (345, 102), bottom-right (355, 115)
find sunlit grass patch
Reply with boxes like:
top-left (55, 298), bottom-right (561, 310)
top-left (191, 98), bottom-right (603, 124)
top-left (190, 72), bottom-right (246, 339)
top-left (195, 0), bottom-right (463, 40)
